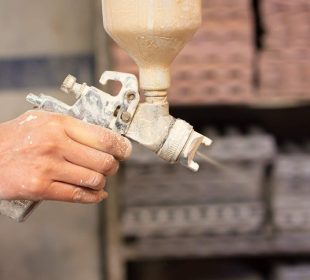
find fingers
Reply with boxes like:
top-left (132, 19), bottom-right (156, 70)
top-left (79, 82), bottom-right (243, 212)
top-left (53, 162), bottom-right (106, 191)
top-left (63, 117), bottom-right (132, 160)
top-left (44, 182), bottom-right (108, 203)
top-left (64, 140), bottom-right (119, 176)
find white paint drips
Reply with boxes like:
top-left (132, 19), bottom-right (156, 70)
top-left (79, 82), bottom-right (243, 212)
top-left (19, 115), bottom-right (38, 125)
top-left (27, 135), bottom-right (33, 145)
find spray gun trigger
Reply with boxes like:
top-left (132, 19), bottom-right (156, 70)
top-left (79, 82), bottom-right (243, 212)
top-left (99, 71), bottom-right (139, 94)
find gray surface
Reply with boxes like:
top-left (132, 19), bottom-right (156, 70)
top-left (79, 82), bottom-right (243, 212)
top-left (0, 202), bottom-right (100, 280)
top-left (274, 264), bottom-right (310, 280)
top-left (124, 232), bottom-right (310, 259)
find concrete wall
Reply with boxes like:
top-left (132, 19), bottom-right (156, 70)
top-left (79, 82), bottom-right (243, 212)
top-left (0, 1), bottom-right (101, 279)
top-left (0, 0), bottom-right (94, 58)
top-left (0, 0), bottom-right (95, 119)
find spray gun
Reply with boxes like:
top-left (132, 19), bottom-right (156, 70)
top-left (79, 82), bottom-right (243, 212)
top-left (0, 0), bottom-right (212, 222)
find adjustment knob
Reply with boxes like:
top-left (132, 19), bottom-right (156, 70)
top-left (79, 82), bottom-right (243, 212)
top-left (60, 75), bottom-right (89, 99)
top-left (61, 75), bottom-right (77, 94)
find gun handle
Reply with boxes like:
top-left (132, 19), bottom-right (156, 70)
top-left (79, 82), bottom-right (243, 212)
top-left (0, 200), bottom-right (40, 222)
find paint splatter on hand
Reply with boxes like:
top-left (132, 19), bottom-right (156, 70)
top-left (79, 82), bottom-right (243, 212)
top-left (0, 110), bottom-right (132, 203)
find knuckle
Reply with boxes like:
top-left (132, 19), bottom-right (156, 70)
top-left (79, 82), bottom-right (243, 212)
top-left (50, 112), bottom-right (66, 122)
top-left (47, 119), bottom-right (62, 129)
top-left (117, 137), bottom-right (132, 159)
top-left (86, 173), bottom-right (105, 188)
top-left (28, 177), bottom-right (44, 197)
top-left (101, 155), bottom-right (118, 174)
top-left (116, 136), bottom-right (132, 160)
top-left (72, 188), bottom-right (85, 202)
top-left (72, 189), bottom-right (106, 203)
top-left (102, 138), bottom-right (114, 152)
top-left (123, 138), bottom-right (132, 158)
top-left (46, 119), bottom-right (65, 135)
top-left (110, 131), bottom-right (119, 143)
top-left (40, 141), bottom-right (60, 155)
top-left (101, 176), bottom-right (107, 188)
top-left (43, 163), bottom-right (57, 178)
top-left (100, 130), bottom-right (116, 149)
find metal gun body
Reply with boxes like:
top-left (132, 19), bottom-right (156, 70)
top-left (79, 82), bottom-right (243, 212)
top-left (0, 71), bottom-right (211, 222)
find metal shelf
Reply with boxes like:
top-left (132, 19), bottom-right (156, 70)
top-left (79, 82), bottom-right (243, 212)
top-left (123, 232), bottom-right (310, 260)
top-left (169, 98), bottom-right (310, 110)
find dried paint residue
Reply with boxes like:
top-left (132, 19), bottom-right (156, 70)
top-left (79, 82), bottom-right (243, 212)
top-left (19, 115), bottom-right (38, 125)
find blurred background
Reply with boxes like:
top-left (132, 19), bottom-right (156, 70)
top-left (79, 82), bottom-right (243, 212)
top-left (1, 0), bottom-right (310, 280)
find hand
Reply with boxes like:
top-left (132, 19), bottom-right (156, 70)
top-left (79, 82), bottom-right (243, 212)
top-left (0, 110), bottom-right (132, 203)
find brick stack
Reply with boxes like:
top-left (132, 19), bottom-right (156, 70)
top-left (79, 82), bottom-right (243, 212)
top-left (170, 0), bottom-right (255, 104)
top-left (110, 0), bottom-right (255, 105)
top-left (272, 149), bottom-right (310, 231)
top-left (120, 128), bottom-right (275, 238)
top-left (259, 0), bottom-right (310, 100)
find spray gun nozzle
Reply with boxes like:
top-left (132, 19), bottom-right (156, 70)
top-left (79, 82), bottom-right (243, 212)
top-left (180, 132), bottom-right (212, 172)
top-left (154, 119), bottom-right (212, 172)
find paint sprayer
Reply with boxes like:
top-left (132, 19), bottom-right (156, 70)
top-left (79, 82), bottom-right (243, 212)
top-left (0, 0), bottom-right (212, 222)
